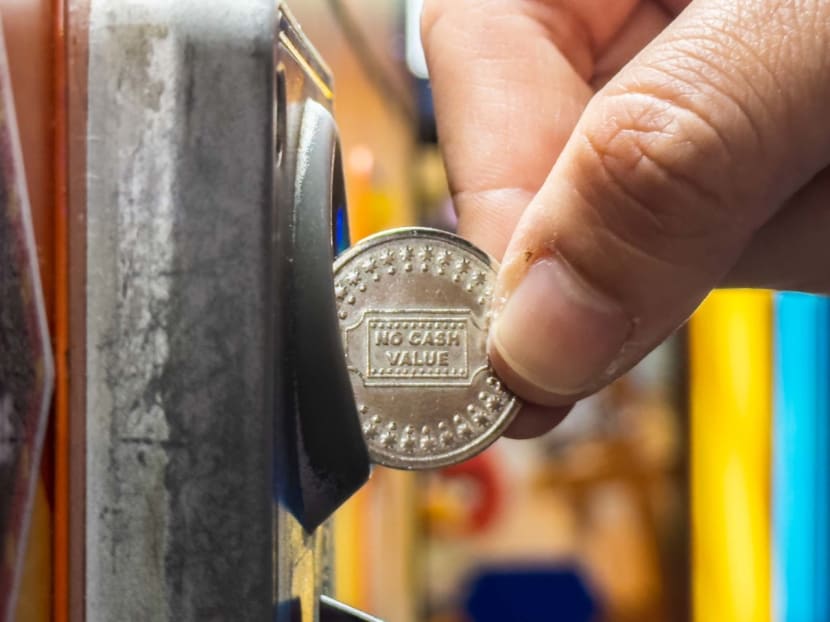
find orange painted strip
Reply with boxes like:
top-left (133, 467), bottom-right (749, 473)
top-left (15, 482), bottom-right (51, 622)
top-left (52, 0), bottom-right (70, 618)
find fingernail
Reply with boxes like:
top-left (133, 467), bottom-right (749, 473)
top-left (491, 257), bottom-right (630, 396)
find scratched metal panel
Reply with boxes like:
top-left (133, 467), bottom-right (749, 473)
top-left (83, 2), bottom-right (341, 620)
top-left (85, 2), bottom-right (276, 619)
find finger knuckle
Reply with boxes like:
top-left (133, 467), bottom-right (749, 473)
top-left (665, 4), bottom-right (829, 178)
top-left (575, 87), bottom-right (741, 262)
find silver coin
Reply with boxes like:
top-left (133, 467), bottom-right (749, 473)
top-left (333, 227), bottom-right (521, 470)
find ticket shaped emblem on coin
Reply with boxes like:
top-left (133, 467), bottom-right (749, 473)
top-left (333, 227), bottom-right (521, 469)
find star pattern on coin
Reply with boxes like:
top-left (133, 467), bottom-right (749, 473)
top-left (436, 250), bottom-right (452, 266)
top-left (379, 421), bottom-right (398, 448)
top-left (399, 245), bottom-right (414, 261)
top-left (470, 270), bottom-right (486, 286)
top-left (400, 425), bottom-right (417, 452)
top-left (362, 413), bottom-right (381, 440)
top-left (420, 425), bottom-right (435, 450)
top-left (361, 257), bottom-right (380, 281)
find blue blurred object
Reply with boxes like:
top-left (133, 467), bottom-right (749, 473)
top-left (773, 293), bottom-right (830, 622)
top-left (465, 566), bottom-right (599, 622)
top-left (333, 200), bottom-right (350, 256)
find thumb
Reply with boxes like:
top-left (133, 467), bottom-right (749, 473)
top-left (489, 0), bottom-right (830, 405)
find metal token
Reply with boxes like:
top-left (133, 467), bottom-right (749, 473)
top-left (333, 227), bottom-right (521, 470)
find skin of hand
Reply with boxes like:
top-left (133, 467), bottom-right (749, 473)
top-left (421, 0), bottom-right (830, 438)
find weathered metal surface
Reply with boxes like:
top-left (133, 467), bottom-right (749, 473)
top-left (85, 2), bottom-right (277, 619)
top-left (83, 3), bottom-right (356, 618)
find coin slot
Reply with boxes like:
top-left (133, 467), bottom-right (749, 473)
top-left (332, 140), bottom-right (350, 254)
top-left (275, 64), bottom-right (287, 168)
top-left (290, 99), bottom-right (369, 526)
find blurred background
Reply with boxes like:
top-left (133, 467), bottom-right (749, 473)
top-left (290, 2), bottom-right (828, 621)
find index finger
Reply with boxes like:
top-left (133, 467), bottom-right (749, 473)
top-left (419, 1), bottom-right (593, 258)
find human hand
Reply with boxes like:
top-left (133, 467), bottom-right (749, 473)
top-left (421, 0), bottom-right (830, 437)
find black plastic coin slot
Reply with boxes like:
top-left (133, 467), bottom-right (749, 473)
top-left (275, 65), bottom-right (287, 168)
top-left (287, 100), bottom-right (370, 531)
